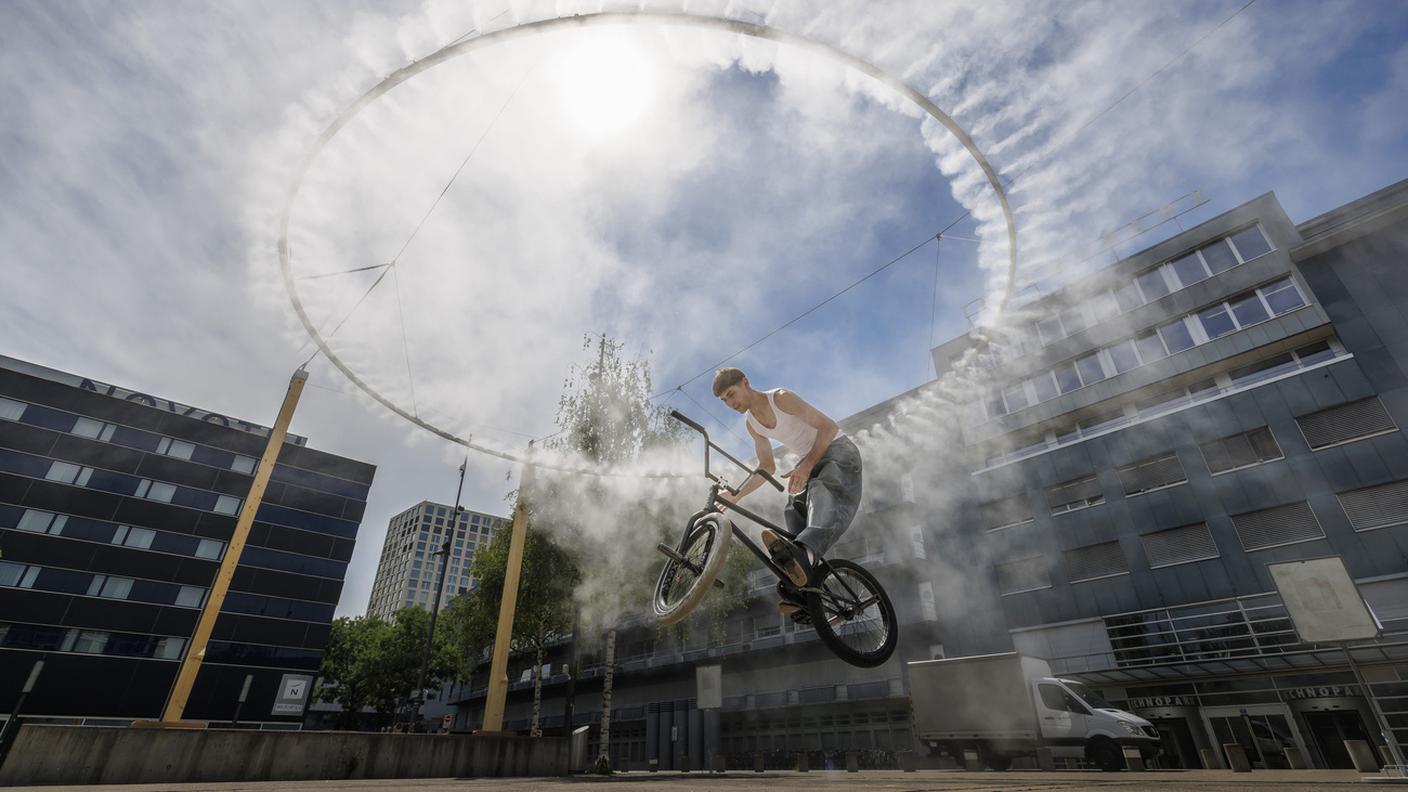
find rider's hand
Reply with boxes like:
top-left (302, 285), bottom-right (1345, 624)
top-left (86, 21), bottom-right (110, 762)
top-left (715, 489), bottom-right (738, 511)
top-left (782, 463), bottom-right (812, 494)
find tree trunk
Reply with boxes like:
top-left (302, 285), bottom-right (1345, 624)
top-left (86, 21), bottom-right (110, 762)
top-left (598, 629), bottom-right (616, 767)
top-left (530, 647), bottom-right (544, 737)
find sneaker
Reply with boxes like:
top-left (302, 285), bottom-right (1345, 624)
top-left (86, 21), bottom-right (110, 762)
top-left (761, 529), bottom-right (809, 587)
top-left (776, 582), bottom-right (810, 623)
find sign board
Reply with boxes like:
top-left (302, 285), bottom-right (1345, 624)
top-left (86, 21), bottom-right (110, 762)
top-left (696, 665), bottom-right (722, 710)
top-left (272, 674), bottom-right (313, 715)
top-left (1267, 557), bottom-right (1382, 643)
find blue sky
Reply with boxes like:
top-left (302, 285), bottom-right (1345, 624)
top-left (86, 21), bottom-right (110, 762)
top-left (2, 0), bottom-right (1406, 616)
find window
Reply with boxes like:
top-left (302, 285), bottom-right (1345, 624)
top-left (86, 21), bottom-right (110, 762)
top-left (1201, 427), bottom-right (1283, 474)
top-left (1338, 480), bottom-right (1408, 532)
top-left (1228, 226), bottom-right (1271, 261)
top-left (0, 397), bottom-right (25, 421)
top-left (115, 526), bottom-right (155, 549)
top-left (98, 577), bottom-right (133, 600)
top-left (1065, 541), bottom-right (1128, 582)
top-left (134, 479), bottom-right (176, 503)
top-left (1229, 354), bottom-right (1297, 387)
top-left (1003, 383), bottom-right (1030, 413)
top-left (1141, 523), bottom-right (1219, 568)
top-left (1158, 319), bottom-right (1195, 353)
top-left (1113, 282), bottom-right (1143, 312)
top-left (46, 461), bottom-right (92, 486)
top-left (0, 562), bottom-right (23, 587)
top-left (1031, 372), bottom-right (1059, 403)
top-left (155, 437), bottom-right (195, 460)
top-left (995, 556), bottom-right (1051, 595)
top-left (1039, 684), bottom-right (1078, 712)
top-left (1060, 307), bottom-right (1087, 337)
top-left (1297, 397), bottom-right (1398, 449)
top-left (1295, 340), bottom-right (1336, 366)
top-left (1036, 316), bottom-right (1063, 346)
top-left (231, 455), bottom-right (257, 474)
top-left (176, 586), bottom-right (204, 608)
top-left (1197, 304), bottom-right (1237, 339)
top-left (979, 494), bottom-right (1032, 532)
top-left (17, 510), bottom-right (60, 533)
top-left (1087, 291), bottom-right (1119, 321)
top-left (1230, 501), bottom-right (1324, 551)
top-left (1136, 267), bottom-right (1171, 302)
top-left (1261, 277), bottom-right (1305, 314)
top-left (1053, 362), bottom-right (1082, 394)
top-left (1199, 238), bottom-right (1240, 273)
top-left (155, 637), bottom-right (185, 659)
top-left (213, 495), bottom-right (242, 516)
top-left (72, 417), bottom-right (116, 441)
top-left (195, 539), bottom-right (224, 560)
top-left (1133, 331), bottom-right (1167, 364)
top-left (1229, 291), bottom-right (1270, 327)
top-left (71, 630), bottom-right (110, 654)
top-left (1169, 252), bottom-right (1209, 288)
top-left (1047, 475), bottom-right (1104, 514)
top-left (1118, 453), bottom-right (1187, 495)
top-left (1075, 352), bottom-right (1106, 386)
top-left (1108, 339), bottom-right (1141, 374)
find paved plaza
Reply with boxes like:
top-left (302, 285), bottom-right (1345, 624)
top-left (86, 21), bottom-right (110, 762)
top-left (3, 770), bottom-right (1387, 792)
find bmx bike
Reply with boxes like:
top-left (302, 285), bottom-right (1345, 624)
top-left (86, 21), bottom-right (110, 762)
top-left (653, 410), bottom-right (897, 668)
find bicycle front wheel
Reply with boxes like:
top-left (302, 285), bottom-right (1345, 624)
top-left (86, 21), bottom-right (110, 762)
top-left (653, 514), bottom-right (732, 625)
top-left (805, 558), bottom-right (897, 668)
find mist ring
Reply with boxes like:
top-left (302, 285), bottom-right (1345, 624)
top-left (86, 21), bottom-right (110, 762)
top-left (276, 10), bottom-right (1018, 477)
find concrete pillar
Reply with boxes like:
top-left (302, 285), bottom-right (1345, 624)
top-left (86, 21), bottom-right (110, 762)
top-left (702, 708), bottom-right (720, 764)
top-left (657, 703), bottom-right (674, 772)
top-left (846, 750), bottom-right (858, 772)
top-left (1346, 740), bottom-right (1380, 772)
top-left (1122, 746), bottom-right (1146, 771)
top-left (1223, 743), bottom-right (1252, 772)
top-left (688, 707), bottom-right (703, 769)
top-left (1199, 747), bottom-right (1220, 770)
top-left (898, 750), bottom-right (916, 772)
top-left (645, 703), bottom-right (659, 771)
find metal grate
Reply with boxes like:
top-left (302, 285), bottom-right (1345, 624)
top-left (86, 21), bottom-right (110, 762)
top-left (1230, 501), bottom-right (1324, 550)
top-left (1338, 479), bottom-right (1408, 531)
top-left (1297, 397), bottom-right (1397, 450)
top-left (1118, 453), bottom-right (1187, 495)
top-left (1065, 541), bottom-right (1129, 583)
top-left (980, 493), bottom-right (1032, 530)
top-left (1141, 523), bottom-right (1220, 568)
top-left (995, 556), bottom-right (1051, 595)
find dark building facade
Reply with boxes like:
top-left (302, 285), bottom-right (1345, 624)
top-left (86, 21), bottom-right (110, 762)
top-left (949, 178), bottom-right (1408, 770)
top-left (0, 358), bottom-right (374, 727)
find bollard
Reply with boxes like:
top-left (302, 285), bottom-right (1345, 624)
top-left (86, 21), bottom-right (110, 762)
top-left (963, 748), bottom-right (983, 772)
top-left (1223, 743), bottom-right (1252, 773)
top-left (680, 753), bottom-right (689, 773)
top-left (713, 754), bottom-right (726, 774)
top-left (1036, 747), bottom-right (1056, 771)
top-left (797, 752), bottom-right (809, 772)
top-left (1284, 746), bottom-right (1307, 770)
top-left (899, 750), bottom-right (916, 772)
top-left (1345, 740), bottom-right (1380, 773)
top-left (846, 750), bottom-right (858, 772)
top-left (649, 757), bottom-right (658, 773)
top-left (1122, 746), bottom-right (1146, 771)
top-left (1199, 747), bottom-right (1219, 769)
top-left (755, 753), bottom-right (764, 773)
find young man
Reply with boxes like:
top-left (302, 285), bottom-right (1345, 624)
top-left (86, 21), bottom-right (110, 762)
top-left (712, 367), bottom-right (863, 618)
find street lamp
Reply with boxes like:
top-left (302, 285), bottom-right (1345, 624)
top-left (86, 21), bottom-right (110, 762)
top-left (409, 458), bottom-right (469, 730)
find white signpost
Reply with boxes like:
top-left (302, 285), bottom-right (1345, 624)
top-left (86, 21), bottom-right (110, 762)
top-left (1267, 557), bottom-right (1404, 773)
top-left (272, 674), bottom-right (313, 716)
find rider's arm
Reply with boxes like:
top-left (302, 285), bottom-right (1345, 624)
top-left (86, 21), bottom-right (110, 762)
top-left (774, 390), bottom-right (839, 491)
top-left (717, 423), bottom-right (776, 508)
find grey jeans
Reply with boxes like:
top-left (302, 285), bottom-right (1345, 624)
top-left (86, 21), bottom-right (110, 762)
top-left (783, 436), bottom-right (863, 557)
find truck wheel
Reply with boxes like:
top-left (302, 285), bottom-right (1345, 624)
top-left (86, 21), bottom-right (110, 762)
top-left (1085, 737), bottom-right (1125, 772)
top-left (983, 754), bottom-right (1013, 771)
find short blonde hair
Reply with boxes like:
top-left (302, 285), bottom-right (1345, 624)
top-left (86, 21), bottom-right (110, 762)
top-left (712, 367), bottom-right (746, 397)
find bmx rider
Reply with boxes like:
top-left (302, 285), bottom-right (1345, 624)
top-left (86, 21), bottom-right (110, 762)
top-left (711, 367), bottom-right (863, 619)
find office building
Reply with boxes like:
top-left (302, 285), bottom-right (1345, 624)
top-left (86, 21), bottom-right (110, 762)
top-left (366, 501), bottom-right (506, 620)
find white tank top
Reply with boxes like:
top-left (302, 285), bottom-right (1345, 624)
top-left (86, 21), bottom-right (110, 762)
top-left (746, 389), bottom-right (844, 454)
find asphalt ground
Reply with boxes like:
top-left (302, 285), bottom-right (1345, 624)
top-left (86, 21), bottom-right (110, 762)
top-left (4, 769), bottom-right (1393, 792)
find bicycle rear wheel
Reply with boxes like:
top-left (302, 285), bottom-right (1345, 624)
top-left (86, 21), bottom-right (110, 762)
top-left (805, 558), bottom-right (897, 667)
top-left (653, 514), bottom-right (731, 625)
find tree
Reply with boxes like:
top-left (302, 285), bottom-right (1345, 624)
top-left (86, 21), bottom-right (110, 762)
top-left (315, 608), bottom-right (457, 729)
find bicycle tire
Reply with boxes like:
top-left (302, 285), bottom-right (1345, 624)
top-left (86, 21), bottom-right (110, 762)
top-left (653, 514), bottom-right (731, 625)
top-left (804, 558), bottom-right (897, 668)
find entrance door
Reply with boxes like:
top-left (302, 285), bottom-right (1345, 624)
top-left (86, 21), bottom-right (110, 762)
top-left (1303, 710), bottom-right (1380, 769)
top-left (1203, 705), bottom-right (1306, 770)
top-left (1146, 717), bottom-right (1201, 768)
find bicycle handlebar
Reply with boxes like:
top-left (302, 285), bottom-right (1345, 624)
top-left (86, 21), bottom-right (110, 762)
top-left (670, 409), bottom-right (784, 493)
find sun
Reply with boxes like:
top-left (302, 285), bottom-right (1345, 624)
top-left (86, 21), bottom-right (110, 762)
top-left (554, 29), bottom-right (655, 140)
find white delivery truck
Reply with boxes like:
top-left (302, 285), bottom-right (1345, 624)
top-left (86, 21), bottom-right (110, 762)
top-left (908, 652), bottom-right (1160, 771)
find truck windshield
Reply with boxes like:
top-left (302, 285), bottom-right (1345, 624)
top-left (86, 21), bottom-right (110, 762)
top-left (1064, 682), bottom-right (1112, 709)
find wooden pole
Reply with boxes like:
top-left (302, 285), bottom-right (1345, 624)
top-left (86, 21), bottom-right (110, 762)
top-left (480, 448), bottom-right (535, 733)
top-left (147, 367), bottom-right (308, 725)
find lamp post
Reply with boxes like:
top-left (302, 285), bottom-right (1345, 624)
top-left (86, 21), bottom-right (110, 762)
top-left (409, 458), bottom-right (469, 730)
